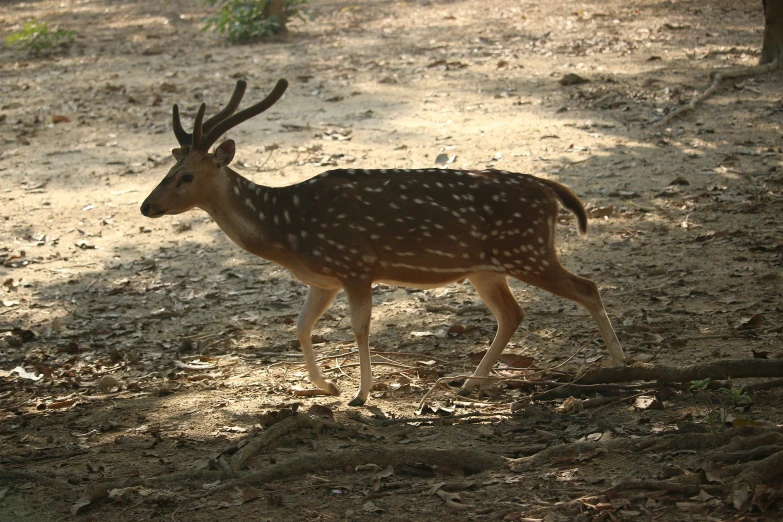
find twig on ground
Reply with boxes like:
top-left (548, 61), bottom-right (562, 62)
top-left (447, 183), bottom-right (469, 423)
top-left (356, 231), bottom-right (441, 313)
top-left (371, 350), bottom-right (453, 364)
top-left (346, 409), bottom-right (512, 427)
top-left (527, 382), bottom-right (660, 401)
top-left (316, 349), bottom-right (451, 365)
top-left (425, 303), bottom-right (488, 315)
top-left (608, 479), bottom-right (723, 496)
top-left (653, 59), bottom-right (780, 127)
top-left (417, 374), bottom-right (502, 410)
top-left (322, 360), bottom-right (415, 372)
top-left (291, 388), bottom-right (334, 397)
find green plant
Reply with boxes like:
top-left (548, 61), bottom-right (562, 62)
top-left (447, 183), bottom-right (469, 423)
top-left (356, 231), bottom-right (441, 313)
top-left (6, 20), bottom-right (76, 54)
top-left (690, 377), bottom-right (753, 447)
top-left (202, 0), bottom-right (309, 42)
top-left (719, 378), bottom-right (752, 406)
top-left (689, 378), bottom-right (711, 392)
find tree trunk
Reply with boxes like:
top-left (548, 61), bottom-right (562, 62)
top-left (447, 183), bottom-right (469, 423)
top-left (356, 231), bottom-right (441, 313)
top-left (760, 0), bottom-right (783, 65)
top-left (264, 0), bottom-right (289, 38)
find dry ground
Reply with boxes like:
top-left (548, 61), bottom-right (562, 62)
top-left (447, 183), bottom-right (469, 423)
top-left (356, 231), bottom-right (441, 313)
top-left (1, 0), bottom-right (782, 520)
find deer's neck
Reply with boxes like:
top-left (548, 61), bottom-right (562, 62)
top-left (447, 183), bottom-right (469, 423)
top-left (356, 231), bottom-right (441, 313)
top-left (202, 168), bottom-right (283, 259)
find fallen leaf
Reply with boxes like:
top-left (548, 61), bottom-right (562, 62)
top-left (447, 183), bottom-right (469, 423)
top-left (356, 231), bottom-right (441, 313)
top-left (691, 489), bottom-right (714, 502)
top-left (752, 483), bottom-right (776, 512)
top-left (497, 354), bottom-right (534, 368)
top-left (231, 488), bottom-right (262, 505)
top-left (447, 324), bottom-right (465, 335)
top-left (435, 153), bottom-right (456, 165)
top-left (373, 465), bottom-right (394, 480)
top-left (737, 314), bottom-right (765, 330)
top-left (733, 484), bottom-right (751, 510)
top-left (561, 396), bottom-right (583, 414)
top-left (676, 501), bottom-right (706, 513)
top-left (362, 501), bottom-right (384, 513)
top-left (11, 366), bottom-right (43, 381)
top-left (663, 22), bottom-right (691, 30)
top-left (702, 461), bottom-right (723, 483)
top-left (71, 486), bottom-right (108, 515)
top-left (436, 489), bottom-right (470, 510)
top-left (258, 404), bottom-right (299, 427)
top-left (732, 418), bottom-right (763, 428)
top-left (97, 375), bottom-right (121, 392)
top-left (587, 205), bottom-right (614, 218)
top-left (559, 73), bottom-right (589, 86)
top-left (46, 399), bottom-right (77, 409)
top-left (634, 396), bottom-right (664, 410)
top-left (307, 404), bottom-right (334, 419)
top-left (142, 45), bottom-right (163, 56)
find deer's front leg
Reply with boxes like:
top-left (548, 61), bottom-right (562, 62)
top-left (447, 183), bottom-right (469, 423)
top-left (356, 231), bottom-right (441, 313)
top-left (343, 282), bottom-right (373, 406)
top-left (297, 285), bottom-right (341, 395)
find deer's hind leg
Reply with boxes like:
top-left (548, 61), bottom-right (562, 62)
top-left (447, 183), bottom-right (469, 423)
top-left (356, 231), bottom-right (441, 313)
top-left (459, 272), bottom-right (525, 395)
top-left (511, 260), bottom-right (625, 367)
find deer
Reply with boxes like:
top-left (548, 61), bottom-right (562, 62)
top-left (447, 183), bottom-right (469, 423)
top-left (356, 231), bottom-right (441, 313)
top-left (140, 79), bottom-right (625, 407)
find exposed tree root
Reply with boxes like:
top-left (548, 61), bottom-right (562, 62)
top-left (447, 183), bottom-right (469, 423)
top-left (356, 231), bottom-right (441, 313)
top-left (76, 468), bottom-right (228, 492)
top-left (743, 377), bottom-right (783, 392)
top-left (654, 58), bottom-right (780, 127)
top-left (731, 449), bottom-right (783, 490)
top-left (573, 359), bottom-right (783, 386)
top-left (209, 447), bottom-right (508, 494)
top-left (229, 413), bottom-right (345, 472)
top-left (711, 445), bottom-right (783, 463)
top-left (0, 469), bottom-right (73, 488)
top-left (708, 431), bottom-right (783, 459)
top-left (508, 438), bottom-right (640, 472)
top-left (508, 428), bottom-right (778, 473)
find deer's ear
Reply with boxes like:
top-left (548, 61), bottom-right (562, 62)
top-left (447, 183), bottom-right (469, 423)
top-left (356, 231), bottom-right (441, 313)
top-left (213, 140), bottom-right (235, 168)
top-left (172, 148), bottom-right (186, 161)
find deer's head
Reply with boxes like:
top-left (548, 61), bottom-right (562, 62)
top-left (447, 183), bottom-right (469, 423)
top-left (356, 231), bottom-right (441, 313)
top-left (140, 79), bottom-right (288, 218)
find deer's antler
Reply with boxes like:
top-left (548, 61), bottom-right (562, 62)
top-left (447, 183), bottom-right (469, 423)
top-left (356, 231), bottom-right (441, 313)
top-left (199, 78), bottom-right (288, 151)
top-left (170, 79), bottom-right (249, 148)
top-left (202, 80), bottom-right (247, 134)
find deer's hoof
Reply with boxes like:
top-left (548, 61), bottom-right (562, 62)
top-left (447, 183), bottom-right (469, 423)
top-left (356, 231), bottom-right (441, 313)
top-left (347, 395), bottom-right (366, 407)
top-left (322, 381), bottom-right (341, 396)
top-left (456, 387), bottom-right (473, 397)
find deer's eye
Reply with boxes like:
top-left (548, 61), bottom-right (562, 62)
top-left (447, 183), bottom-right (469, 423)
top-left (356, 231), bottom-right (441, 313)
top-left (178, 173), bottom-right (194, 185)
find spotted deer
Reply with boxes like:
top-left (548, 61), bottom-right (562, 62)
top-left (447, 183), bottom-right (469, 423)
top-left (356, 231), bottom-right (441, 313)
top-left (141, 79), bottom-right (625, 406)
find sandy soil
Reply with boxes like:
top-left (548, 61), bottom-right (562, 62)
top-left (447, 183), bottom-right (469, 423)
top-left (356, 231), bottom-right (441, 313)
top-left (1, 0), bottom-right (782, 520)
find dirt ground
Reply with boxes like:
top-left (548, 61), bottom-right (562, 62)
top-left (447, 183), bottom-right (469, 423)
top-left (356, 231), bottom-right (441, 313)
top-left (1, 0), bottom-right (782, 520)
